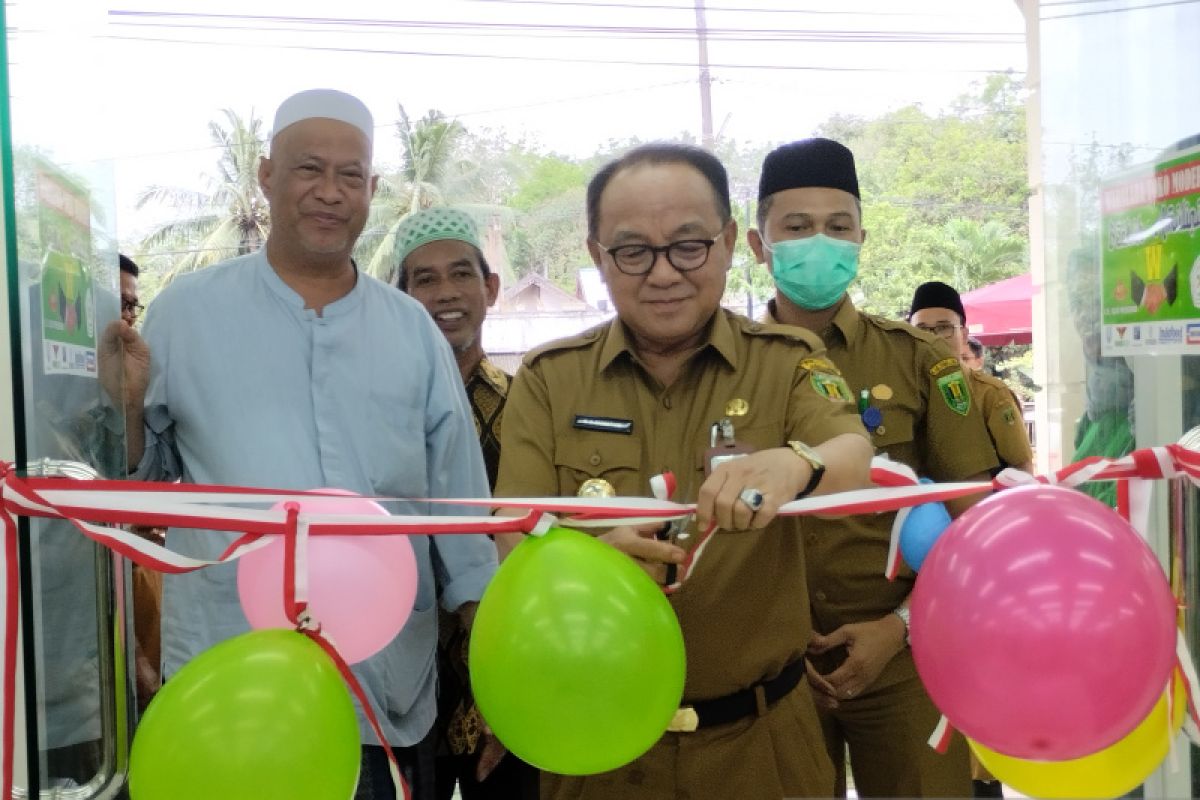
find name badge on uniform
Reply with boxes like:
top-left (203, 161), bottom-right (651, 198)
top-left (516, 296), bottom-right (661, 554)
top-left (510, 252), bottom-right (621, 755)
top-left (573, 415), bottom-right (634, 435)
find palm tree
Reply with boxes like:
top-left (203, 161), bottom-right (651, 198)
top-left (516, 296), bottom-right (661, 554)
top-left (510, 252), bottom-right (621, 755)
top-left (929, 218), bottom-right (1027, 290)
top-left (136, 109), bottom-right (269, 283)
top-left (357, 105), bottom-right (474, 281)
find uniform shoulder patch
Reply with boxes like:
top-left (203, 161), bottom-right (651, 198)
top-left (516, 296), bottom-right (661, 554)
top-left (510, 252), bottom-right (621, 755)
top-left (1001, 404), bottom-right (1018, 425)
top-left (799, 358), bottom-right (852, 403)
top-left (929, 357), bottom-right (960, 377)
top-left (522, 322), bottom-right (607, 366)
top-left (937, 369), bottom-right (971, 415)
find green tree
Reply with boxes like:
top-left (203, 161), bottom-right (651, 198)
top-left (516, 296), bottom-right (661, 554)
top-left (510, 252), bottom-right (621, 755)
top-left (816, 72), bottom-right (1031, 316)
top-left (359, 106), bottom-right (501, 281)
top-left (504, 153), bottom-right (591, 286)
top-left (394, 106), bottom-right (468, 213)
top-left (929, 218), bottom-right (1028, 289)
top-left (135, 109), bottom-right (269, 283)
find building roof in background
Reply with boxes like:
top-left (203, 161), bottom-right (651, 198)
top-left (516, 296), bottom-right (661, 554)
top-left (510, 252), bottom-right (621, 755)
top-left (498, 272), bottom-right (590, 312)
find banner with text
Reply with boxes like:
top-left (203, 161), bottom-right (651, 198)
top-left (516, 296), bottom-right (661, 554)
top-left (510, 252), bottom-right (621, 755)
top-left (1101, 144), bottom-right (1200, 355)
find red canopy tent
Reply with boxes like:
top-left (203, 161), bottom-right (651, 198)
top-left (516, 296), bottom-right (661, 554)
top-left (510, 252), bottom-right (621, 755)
top-left (961, 273), bottom-right (1033, 346)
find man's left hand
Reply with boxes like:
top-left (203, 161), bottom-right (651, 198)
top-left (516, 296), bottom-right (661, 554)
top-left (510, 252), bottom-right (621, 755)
top-left (806, 614), bottom-right (907, 700)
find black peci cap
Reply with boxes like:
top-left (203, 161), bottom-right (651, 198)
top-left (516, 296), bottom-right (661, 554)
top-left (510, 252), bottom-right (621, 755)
top-left (758, 138), bottom-right (860, 201)
top-left (909, 280), bottom-right (966, 323)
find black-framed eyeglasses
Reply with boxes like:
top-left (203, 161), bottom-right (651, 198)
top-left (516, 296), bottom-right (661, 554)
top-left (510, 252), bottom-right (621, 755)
top-left (122, 299), bottom-right (145, 317)
top-left (598, 238), bottom-right (717, 276)
top-left (915, 322), bottom-right (961, 340)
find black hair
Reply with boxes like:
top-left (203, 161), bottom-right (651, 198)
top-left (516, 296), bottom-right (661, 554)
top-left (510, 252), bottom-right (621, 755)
top-left (119, 254), bottom-right (139, 278)
top-left (967, 338), bottom-right (984, 358)
top-left (586, 143), bottom-right (732, 240)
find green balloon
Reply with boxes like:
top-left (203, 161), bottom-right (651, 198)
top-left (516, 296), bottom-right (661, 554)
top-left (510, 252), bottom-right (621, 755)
top-left (129, 628), bottom-right (360, 800)
top-left (470, 526), bottom-right (686, 775)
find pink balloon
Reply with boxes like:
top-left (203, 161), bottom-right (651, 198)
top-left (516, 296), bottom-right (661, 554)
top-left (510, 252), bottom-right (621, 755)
top-left (910, 484), bottom-right (1176, 761)
top-left (237, 491), bottom-right (418, 664)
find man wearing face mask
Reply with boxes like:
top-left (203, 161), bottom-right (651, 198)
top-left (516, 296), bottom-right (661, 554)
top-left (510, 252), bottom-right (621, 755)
top-left (749, 138), bottom-right (998, 798)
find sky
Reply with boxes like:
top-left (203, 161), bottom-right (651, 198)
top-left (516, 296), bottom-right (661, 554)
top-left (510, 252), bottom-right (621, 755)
top-left (5, 0), bottom-right (1027, 241)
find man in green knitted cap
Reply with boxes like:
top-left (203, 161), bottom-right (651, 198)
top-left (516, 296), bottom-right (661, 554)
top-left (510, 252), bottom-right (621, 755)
top-left (395, 207), bottom-right (537, 800)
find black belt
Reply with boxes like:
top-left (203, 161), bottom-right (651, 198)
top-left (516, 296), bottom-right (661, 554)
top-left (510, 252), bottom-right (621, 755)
top-left (668, 658), bottom-right (806, 732)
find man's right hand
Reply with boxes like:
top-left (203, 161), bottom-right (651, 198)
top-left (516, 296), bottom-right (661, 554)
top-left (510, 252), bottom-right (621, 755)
top-left (599, 523), bottom-right (685, 584)
top-left (98, 319), bottom-right (150, 410)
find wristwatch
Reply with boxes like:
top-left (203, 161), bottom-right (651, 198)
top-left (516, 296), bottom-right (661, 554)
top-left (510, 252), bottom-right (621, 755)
top-left (787, 440), bottom-right (826, 499)
top-left (892, 605), bottom-right (912, 646)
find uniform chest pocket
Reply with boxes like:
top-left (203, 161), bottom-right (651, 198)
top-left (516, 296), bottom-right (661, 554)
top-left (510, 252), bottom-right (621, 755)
top-left (871, 410), bottom-right (915, 454)
top-left (554, 433), bottom-right (643, 496)
top-left (691, 423), bottom-right (783, 474)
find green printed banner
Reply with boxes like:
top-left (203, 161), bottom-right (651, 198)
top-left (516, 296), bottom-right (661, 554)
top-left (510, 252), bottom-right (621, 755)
top-left (37, 165), bottom-right (96, 375)
top-left (1100, 144), bottom-right (1200, 354)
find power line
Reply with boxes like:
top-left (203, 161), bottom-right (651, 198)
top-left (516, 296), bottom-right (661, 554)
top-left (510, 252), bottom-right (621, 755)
top-left (105, 34), bottom-right (1022, 73)
top-left (1041, 0), bottom-right (1198, 19)
top-left (1042, 0), bottom-right (1153, 5)
top-left (106, 10), bottom-right (1024, 43)
top-left (84, 80), bottom-right (705, 164)
top-left (452, 79), bottom-right (696, 118)
top-left (106, 20), bottom-right (1024, 45)
top-left (456, 0), bottom-right (964, 16)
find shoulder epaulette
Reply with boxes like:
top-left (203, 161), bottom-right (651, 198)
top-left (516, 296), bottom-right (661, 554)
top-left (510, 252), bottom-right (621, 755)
top-left (970, 369), bottom-right (1014, 391)
top-left (860, 313), bottom-right (940, 344)
top-left (521, 322), bottom-right (608, 366)
top-left (736, 316), bottom-right (826, 351)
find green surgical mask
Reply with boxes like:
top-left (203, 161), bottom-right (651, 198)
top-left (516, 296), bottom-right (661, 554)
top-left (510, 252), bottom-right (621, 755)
top-left (767, 234), bottom-right (861, 310)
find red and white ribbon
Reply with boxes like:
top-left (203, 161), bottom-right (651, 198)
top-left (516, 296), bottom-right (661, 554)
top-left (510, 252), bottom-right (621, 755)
top-left (927, 714), bottom-right (953, 754)
top-left (0, 473), bottom-right (555, 800)
top-left (3, 439), bottom-right (1200, 797)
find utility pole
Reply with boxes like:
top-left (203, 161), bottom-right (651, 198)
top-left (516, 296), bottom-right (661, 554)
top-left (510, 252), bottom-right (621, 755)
top-left (694, 0), bottom-right (714, 150)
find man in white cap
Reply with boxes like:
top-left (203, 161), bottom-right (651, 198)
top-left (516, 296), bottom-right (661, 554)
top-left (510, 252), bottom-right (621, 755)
top-left (106, 89), bottom-right (498, 799)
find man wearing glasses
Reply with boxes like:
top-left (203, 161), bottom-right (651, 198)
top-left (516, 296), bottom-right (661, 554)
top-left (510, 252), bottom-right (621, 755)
top-left (119, 254), bottom-right (145, 325)
top-left (494, 143), bottom-right (874, 799)
top-left (909, 281), bottom-right (1033, 477)
top-left (750, 138), bottom-right (998, 798)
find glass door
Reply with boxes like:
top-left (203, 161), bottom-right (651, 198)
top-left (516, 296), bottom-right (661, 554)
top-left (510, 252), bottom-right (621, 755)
top-left (1, 1), bottom-right (135, 796)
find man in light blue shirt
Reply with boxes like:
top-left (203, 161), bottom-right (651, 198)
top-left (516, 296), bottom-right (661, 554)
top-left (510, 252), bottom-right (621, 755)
top-left (108, 88), bottom-right (498, 799)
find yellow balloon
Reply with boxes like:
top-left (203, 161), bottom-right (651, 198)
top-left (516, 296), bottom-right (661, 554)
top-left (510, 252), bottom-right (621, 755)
top-left (971, 669), bottom-right (1187, 800)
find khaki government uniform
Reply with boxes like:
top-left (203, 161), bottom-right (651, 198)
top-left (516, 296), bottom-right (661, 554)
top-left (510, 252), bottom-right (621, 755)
top-left (495, 309), bottom-right (869, 800)
top-left (765, 297), bottom-right (998, 798)
top-left (966, 368), bottom-right (1032, 472)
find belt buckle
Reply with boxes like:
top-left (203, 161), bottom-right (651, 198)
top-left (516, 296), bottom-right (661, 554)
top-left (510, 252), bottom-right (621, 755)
top-left (667, 706), bottom-right (699, 733)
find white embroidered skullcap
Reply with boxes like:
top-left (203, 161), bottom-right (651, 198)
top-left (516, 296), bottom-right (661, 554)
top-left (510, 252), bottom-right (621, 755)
top-left (271, 89), bottom-right (374, 147)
